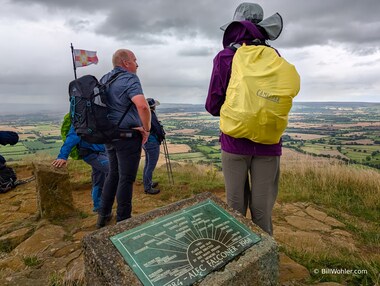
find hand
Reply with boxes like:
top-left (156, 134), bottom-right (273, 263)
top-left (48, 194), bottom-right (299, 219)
top-left (52, 159), bottom-right (67, 168)
top-left (133, 127), bottom-right (150, 145)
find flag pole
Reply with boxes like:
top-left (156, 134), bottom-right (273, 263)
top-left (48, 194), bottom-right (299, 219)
top-left (70, 43), bottom-right (77, 79)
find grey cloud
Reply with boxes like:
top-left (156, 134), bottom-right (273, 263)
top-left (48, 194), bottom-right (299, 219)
top-left (12, 0), bottom-right (231, 42)
top-left (177, 47), bottom-right (214, 57)
top-left (307, 71), bottom-right (378, 92)
top-left (343, 45), bottom-right (380, 56)
top-left (10, 0), bottom-right (380, 51)
top-left (0, 73), bottom-right (59, 85)
top-left (65, 18), bottom-right (91, 32)
top-left (94, 0), bottom-right (227, 43)
top-left (353, 59), bottom-right (380, 67)
top-left (271, 0), bottom-right (380, 50)
top-left (11, 0), bottom-right (110, 12)
top-left (0, 72), bottom-right (71, 95)
top-left (3, 0), bottom-right (380, 107)
top-left (142, 71), bottom-right (209, 89)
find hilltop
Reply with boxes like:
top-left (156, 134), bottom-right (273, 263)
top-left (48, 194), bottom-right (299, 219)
top-left (0, 150), bottom-right (379, 285)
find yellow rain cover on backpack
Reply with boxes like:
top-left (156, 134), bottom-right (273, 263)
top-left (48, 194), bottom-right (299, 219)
top-left (220, 44), bottom-right (300, 144)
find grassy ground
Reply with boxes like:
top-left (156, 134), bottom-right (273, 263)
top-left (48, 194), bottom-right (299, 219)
top-left (279, 159), bottom-right (379, 223)
top-left (279, 156), bottom-right (380, 285)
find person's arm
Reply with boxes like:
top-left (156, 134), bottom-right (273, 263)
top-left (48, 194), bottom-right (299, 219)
top-left (52, 126), bottom-right (80, 168)
top-left (205, 49), bottom-right (234, 116)
top-left (132, 94), bottom-right (151, 144)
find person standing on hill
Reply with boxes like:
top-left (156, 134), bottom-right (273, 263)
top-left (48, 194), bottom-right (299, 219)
top-left (96, 49), bottom-right (151, 228)
top-left (205, 3), bottom-right (284, 235)
top-left (52, 125), bottom-right (109, 212)
top-left (143, 98), bottom-right (165, 195)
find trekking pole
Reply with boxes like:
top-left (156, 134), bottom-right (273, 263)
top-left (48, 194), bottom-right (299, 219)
top-left (162, 139), bottom-right (174, 185)
top-left (14, 176), bottom-right (36, 187)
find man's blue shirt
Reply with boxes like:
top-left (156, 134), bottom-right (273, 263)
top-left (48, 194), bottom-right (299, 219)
top-left (100, 67), bottom-right (144, 129)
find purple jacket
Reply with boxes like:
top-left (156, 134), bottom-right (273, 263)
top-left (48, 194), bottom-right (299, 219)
top-left (205, 21), bottom-right (282, 156)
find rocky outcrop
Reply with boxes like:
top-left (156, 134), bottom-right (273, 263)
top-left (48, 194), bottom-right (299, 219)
top-left (34, 162), bottom-right (75, 220)
top-left (273, 202), bottom-right (357, 256)
top-left (279, 253), bottom-right (310, 284)
top-left (0, 227), bottom-right (34, 252)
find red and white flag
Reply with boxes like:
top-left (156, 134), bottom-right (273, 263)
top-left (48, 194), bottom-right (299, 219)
top-left (73, 49), bottom-right (98, 67)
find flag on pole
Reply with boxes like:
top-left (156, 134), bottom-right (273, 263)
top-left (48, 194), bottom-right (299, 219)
top-left (73, 49), bottom-right (98, 67)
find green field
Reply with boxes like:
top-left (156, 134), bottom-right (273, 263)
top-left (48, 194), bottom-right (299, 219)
top-left (196, 145), bottom-right (220, 154)
top-left (0, 119), bottom-right (63, 162)
top-left (342, 145), bottom-right (380, 162)
top-left (34, 124), bottom-right (60, 131)
top-left (0, 143), bottom-right (28, 155)
top-left (1, 102), bottom-right (379, 170)
top-left (169, 152), bottom-right (207, 162)
top-left (298, 142), bottom-right (380, 165)
top-left (23, 140), bottom-right (61, 150)
top-left (0, 143), bottom-right (30, 161)
top-left (301, 143), bottom-right (338, 154)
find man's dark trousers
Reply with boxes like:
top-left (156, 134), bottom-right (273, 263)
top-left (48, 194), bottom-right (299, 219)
top-left (99, 134), bottom-right (142, 222)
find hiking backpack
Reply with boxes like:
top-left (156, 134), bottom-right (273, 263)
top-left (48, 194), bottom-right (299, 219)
top-left (150, 112), bottom-right (165, 143)
top-left (0, 165), bottom-right (17, 193)
top-left (220, 43), bottom-right (300, 144)
top-left (68, 72), bottom-right (132, 144)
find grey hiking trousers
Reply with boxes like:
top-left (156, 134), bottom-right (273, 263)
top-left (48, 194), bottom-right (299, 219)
top-left (221, 151), bottom-right (280, 235)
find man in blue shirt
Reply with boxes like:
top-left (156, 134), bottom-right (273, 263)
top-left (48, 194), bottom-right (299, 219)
top-left (97, 49), bottom-right (151, 228)
top-left (52, 125), bottom-right (109, 212)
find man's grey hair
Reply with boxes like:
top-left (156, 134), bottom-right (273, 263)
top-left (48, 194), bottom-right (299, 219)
top-left (112, 49), bottom-right (132, 67)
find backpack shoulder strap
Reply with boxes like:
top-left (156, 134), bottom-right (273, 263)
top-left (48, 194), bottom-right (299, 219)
top-left (228, 39), bottom-right (270, 53)
top-left (251, 38), bottom-right (269, 46)
top-left (104, 71), bottom-right (133, 127)
top-left (228, 42), bottom-right (242, 52)
top-left (116, 102), bottom-right (133, 127)
top-left (105, 71), bottom-right (124, 86)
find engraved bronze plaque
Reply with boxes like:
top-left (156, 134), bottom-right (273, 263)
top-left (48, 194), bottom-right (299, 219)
top-left (110, 199), bottom-right (261, 286)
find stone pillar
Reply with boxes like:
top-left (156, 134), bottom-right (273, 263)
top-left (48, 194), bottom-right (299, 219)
top-left (83, 192), bottom-right (279, 286)
top-left (34, 162), bottom-right (75, 219)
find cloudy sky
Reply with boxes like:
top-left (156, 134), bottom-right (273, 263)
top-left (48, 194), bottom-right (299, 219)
top-left (1, 0), bottom-right (380, 113)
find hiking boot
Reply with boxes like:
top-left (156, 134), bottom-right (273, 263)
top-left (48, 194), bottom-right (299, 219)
top-left (151, 181), bottom-right (159, 188)
top-left (144, 188), bottom-right (160, 195)
top-left (96, 213), bottom-right (113, 229)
